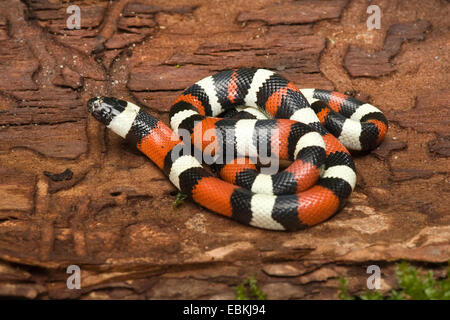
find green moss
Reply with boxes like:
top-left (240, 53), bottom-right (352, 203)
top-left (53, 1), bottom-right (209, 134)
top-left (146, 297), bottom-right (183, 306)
top-left (235, 282), bottom-right (248, 300)
top-left (172, 192), bottom-right (188, 209)
top-left (395, 262), bottom-right (450, 299)
top-left (234, 276), bottom-right (267, 300)
top-left (338, 277), bottom-right (355, 300)
top-left (338, 262), bottom-right (450, 300)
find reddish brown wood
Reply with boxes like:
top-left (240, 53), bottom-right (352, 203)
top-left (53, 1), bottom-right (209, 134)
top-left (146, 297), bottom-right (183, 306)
top-left (0, 0), bottom-right (448, 300)
top-left (344, 20), bottom-right (431, 77)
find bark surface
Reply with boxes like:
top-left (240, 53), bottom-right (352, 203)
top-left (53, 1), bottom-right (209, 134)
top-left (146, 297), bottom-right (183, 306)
top-left (0, 0), bottom-right (448, 299)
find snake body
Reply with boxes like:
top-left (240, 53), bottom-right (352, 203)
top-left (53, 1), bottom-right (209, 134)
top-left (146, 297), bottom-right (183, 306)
top-left (87, 68), bottom-right (387, 231)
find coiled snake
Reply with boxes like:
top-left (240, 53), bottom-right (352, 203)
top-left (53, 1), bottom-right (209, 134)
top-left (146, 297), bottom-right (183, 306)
top-left (88, 68), bottom-right (387, 231)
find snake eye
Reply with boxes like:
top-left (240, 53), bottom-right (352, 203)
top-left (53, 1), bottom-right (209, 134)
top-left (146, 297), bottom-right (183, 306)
top-left (96, 105), bottom-right (115, 124)
top-left (100, 106), bottom-right (112, 118)
top-left (87, 97), bottom-right (117, 125)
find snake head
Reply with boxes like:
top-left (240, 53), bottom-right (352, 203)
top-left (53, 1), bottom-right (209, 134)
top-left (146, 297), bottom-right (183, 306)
top-left (87, 96), bottom-right (127, 125)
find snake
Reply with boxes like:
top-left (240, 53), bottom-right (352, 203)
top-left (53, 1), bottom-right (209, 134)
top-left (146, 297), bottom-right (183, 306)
top-left (87, 68), bottom-right (387, 231)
